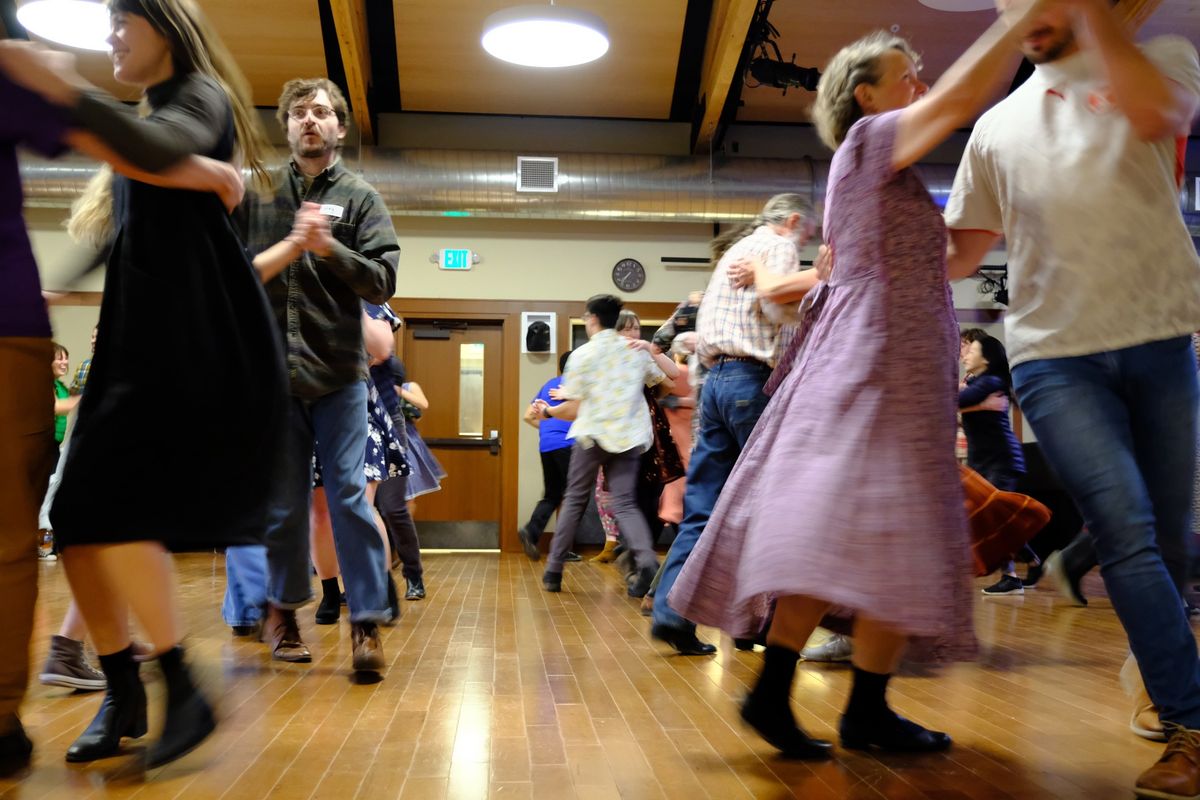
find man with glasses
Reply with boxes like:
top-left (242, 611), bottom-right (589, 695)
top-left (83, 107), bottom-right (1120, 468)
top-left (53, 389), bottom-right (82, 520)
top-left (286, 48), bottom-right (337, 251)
top-left (223, 78), bottom-right (399, 675)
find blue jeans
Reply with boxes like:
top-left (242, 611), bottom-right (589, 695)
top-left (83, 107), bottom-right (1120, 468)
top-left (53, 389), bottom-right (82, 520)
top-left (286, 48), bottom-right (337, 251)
top-left (1013, 336), bottom-right (1200, 729)
top-left (222, 544), bottom-right (266, 627)
top-left (225, 380), bottom-right (388, 624)
top-left (653, 359), bottom-right (772, 631)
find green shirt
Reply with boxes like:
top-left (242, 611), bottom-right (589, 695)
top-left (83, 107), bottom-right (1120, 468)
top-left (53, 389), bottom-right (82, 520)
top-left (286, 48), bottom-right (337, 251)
top-left (53, 379), bottom-right (69, 443)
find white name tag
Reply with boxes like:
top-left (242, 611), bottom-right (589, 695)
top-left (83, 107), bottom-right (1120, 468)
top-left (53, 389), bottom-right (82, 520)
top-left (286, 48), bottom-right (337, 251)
top-left (319, 203), bottom-right (345, 219)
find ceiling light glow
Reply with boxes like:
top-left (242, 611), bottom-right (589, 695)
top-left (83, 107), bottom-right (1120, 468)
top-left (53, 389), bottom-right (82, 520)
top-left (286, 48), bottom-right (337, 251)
top-left (482, 5), bottom-right (609, 68)
top-left (17, 0), bottom-right (110, 51)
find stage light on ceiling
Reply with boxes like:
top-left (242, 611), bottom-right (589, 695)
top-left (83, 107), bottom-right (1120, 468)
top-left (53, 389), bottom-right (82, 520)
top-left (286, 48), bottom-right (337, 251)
top-left (16, 0), bottom-right (110, 51)
top-left (482, 3), bottom-right (609, 68)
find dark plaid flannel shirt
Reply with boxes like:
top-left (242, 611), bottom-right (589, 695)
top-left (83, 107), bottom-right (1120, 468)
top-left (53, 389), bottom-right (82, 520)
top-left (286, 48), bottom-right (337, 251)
top-left (238, 159), bottom-right (399, 399)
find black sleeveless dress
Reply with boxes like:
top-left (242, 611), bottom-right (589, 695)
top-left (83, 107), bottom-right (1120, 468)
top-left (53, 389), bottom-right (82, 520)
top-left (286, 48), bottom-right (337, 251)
top-left (52, 73), bottom-right (287, 550)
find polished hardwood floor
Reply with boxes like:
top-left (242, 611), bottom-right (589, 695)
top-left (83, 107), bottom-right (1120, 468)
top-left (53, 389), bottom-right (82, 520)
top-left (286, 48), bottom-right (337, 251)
top-left (0, 552), bottom-right (1180, 799)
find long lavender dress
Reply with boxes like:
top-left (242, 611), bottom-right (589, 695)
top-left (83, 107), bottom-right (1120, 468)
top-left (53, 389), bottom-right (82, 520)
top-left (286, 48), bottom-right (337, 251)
top-left (667, 110), bottom-right (975, 660)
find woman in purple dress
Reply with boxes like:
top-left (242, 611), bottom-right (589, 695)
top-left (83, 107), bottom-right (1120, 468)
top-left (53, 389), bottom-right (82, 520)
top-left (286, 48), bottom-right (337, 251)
top-left (666, 0), bottom-right (1057, 759)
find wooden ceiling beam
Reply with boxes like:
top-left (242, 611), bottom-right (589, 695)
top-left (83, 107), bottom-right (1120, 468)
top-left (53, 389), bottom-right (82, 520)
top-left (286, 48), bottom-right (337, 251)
top-left (329, 0), bottom-right (374, 144)
top-left (1115, 0), bottom-right (1164, 31)
top-left (692, 0), bottom-right (758, 154)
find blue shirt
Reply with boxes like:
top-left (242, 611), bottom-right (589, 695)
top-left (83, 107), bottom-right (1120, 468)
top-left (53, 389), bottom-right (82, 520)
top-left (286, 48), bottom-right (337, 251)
top-left (534, 376), bottom-right (574, 453)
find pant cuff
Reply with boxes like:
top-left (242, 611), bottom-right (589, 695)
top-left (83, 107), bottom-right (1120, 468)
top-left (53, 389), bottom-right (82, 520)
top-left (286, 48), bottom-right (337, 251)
top-left (266, 595), bottom-right (314, 610)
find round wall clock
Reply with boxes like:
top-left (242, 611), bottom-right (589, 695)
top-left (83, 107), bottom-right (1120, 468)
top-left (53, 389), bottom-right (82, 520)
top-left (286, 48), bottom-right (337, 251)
top-left (612, 258), bottom-right (645, 292)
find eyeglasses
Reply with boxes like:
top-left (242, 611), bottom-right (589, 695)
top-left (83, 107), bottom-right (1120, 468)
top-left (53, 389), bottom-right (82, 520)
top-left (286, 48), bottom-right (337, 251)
top-left (288, 104), bottom-right (336, 121)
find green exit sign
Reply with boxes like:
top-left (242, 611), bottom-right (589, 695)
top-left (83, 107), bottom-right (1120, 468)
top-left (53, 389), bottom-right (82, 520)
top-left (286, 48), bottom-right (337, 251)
top-left (439, 249), bottom-right (474, 270)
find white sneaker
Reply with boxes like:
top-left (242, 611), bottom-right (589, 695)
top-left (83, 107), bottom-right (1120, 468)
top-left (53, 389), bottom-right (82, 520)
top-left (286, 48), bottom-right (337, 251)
top-left (1120, 653), bottom-right (1166, 742)
top-left (801, 633), bottom-right (853, 663)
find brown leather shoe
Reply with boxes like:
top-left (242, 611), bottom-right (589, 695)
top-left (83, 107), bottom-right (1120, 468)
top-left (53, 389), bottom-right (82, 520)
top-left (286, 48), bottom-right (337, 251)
top-left (1135, 726), bottom-right (1200, 799)
top-left (351, 622), bottom-right (384, 673)
top-left (264, 607), bottom-right (311, 663)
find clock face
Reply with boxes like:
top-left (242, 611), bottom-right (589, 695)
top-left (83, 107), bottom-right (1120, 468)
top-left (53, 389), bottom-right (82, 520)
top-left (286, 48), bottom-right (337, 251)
top-left (612, 258), bottom-right (645, 292)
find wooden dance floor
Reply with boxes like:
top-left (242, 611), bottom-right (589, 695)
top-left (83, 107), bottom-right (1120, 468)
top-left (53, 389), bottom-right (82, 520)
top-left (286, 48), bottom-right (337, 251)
top-left (2, 552), bottom-right (1180, 799)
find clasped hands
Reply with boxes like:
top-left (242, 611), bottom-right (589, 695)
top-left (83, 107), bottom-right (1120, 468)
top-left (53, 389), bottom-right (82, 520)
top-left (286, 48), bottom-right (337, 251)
top-left (286, 202), bottom-right (335, 258)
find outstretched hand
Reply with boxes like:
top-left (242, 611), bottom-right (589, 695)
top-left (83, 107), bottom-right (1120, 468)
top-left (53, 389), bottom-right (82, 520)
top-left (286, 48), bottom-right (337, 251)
top-left (0, 41), bottom-right (84, 106)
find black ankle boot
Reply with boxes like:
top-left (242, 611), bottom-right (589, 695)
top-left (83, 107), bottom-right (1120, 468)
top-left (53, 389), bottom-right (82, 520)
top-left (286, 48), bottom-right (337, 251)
top-left (146, 646), bottom-right (216, 768)
top-left (384, 574), bottom-right (400, 627)
top-left (315, 578), bottom-right (341, 625)
top-left (65, 646), bottom-right (147, 763)
top-left (740, 646), bottom-right (832, 760)
top-left (839, 667), bottom-right (951, 753)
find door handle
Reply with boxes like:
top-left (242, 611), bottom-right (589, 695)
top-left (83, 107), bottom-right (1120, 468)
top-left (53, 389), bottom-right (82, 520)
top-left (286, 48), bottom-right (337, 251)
top-left (424, 437), bottom-right (501, 456)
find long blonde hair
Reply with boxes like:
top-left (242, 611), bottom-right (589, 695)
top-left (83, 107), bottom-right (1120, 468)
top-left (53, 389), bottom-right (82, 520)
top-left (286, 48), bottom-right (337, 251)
top-left (68, 0), bottom-right (271, 246)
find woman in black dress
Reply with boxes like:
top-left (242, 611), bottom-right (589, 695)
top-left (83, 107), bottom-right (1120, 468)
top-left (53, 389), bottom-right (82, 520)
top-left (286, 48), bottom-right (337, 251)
top-left (8, 0), bottom-right (286, 768)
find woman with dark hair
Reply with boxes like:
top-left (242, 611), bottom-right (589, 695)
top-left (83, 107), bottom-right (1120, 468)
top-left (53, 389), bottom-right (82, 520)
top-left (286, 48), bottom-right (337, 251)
top-left (961, 334), bottom-right (1034, 595)
top-left (3, 0), bottom-right (286, 769)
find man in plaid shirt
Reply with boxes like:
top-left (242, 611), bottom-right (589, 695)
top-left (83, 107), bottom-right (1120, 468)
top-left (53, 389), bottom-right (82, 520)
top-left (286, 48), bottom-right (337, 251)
top-left (223, 77), bottom-right (398, 675)
top-left (651, 193), bottom-right (818, 655)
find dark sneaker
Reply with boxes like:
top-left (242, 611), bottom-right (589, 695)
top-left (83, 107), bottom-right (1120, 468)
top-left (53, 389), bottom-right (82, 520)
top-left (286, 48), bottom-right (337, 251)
top-left (1022, 563), bottom-right (1044, 588)
top-left (1044, 550), bottom-right (1087, 606)
top-left (518, 526), bottom-right (541, 561)
top-left (542, 571), bottom-right (562, 592)
top-left (982, 575), bottom-right (1025, 596)
top-left (39, 635), bottom-right (106, 691)
top-left (565, 551), bottom-right (582, 562)
top-left (405, 577), bottom-right (426, 601)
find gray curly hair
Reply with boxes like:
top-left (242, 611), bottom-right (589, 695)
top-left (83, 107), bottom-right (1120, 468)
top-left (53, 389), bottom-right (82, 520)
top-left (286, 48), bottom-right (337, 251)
top-left (811, 31), bottom-right (922, 151)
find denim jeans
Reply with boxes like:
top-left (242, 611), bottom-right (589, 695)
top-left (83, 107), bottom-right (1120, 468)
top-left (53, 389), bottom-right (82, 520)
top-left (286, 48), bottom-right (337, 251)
top-left (653, 359), bottom-right (771, 631)
top-left (222, 544), bottom-right (266, 627)
top-left (1012, 336), bottom-right (1200, 729)
top-left (225, 380), bottom-right (388, 623)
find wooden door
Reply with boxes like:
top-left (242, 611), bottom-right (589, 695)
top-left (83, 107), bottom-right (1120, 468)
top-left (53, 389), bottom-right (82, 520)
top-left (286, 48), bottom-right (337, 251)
top-left (400, 320), bottom-right (505, 548)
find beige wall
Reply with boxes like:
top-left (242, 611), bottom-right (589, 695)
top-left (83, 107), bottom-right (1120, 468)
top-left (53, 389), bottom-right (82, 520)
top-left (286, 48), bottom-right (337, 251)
top-left (26, 208), bottom-right (1016, 531)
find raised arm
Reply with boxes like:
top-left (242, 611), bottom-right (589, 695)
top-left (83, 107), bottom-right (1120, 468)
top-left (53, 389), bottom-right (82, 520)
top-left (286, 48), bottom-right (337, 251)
top-left (1069, 2), bottom-right (1199, 140)
top-left (894, 0), bottom-right (1057, 171)
top-left (65, 131), bottom-right (244, 211)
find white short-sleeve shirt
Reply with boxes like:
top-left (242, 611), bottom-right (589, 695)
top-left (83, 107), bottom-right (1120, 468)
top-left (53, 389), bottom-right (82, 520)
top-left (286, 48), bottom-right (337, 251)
top-left (560, 329), bottom-right (665, 454)
top-left (945, 36), bottom-right (1200, 367)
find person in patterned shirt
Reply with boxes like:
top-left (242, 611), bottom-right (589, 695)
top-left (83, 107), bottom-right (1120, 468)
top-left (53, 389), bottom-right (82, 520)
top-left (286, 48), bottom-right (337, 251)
top-left (521, 294), bottom-right (671, 597)
top-left (650, 193), bottom-right (818, 656)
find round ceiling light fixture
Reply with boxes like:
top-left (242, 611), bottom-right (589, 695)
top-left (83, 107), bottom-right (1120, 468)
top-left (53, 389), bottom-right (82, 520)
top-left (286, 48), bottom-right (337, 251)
top-left (16, 0), bottom-right (110, 51)
top-left (917, 0), bottom-right (995, 10)
top-left (482, 3), bottom-right (609, 68)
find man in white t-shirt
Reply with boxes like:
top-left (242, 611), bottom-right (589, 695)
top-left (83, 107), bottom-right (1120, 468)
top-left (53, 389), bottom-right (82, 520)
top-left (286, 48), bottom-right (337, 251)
top-left (944, 2), bottom-right (1200, 796)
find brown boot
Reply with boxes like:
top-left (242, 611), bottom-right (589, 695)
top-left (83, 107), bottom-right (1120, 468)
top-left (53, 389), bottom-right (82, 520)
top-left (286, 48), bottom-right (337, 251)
top-left (351, 622), bottom-right (385, 673)
top-left (1135, 726), bottom-right (1200, 799)
top-left (263, 606), bottom-right (311, 663)
top-left (591, 540), bottom-right (618, 563)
